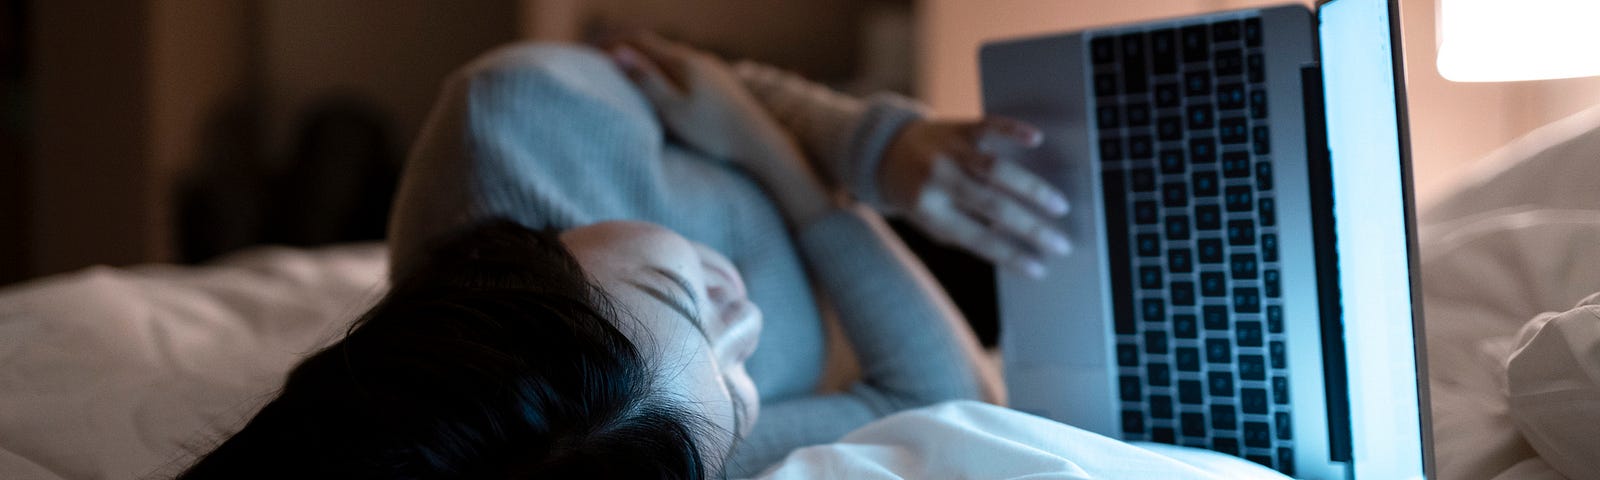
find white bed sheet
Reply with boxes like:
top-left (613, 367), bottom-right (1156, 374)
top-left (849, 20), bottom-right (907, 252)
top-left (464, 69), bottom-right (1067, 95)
top-left (2, 105), bottom-right (1600, 479)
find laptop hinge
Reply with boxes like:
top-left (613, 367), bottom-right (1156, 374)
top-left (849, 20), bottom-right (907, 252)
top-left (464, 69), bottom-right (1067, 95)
top-left (1301, 61), bottom-right (1354, 465)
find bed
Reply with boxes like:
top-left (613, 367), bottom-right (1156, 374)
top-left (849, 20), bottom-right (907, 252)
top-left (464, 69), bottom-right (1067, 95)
top-left (3, 106), bottom-right (1599, 478)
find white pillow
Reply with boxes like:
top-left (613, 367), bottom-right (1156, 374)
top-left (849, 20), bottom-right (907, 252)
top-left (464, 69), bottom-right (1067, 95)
top-left (1507, 292), bottom-right (1600, 480)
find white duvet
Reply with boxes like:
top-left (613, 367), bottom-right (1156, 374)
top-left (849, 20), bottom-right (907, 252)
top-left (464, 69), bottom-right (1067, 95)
top-left (3, 106), bottom-right (1600, 478)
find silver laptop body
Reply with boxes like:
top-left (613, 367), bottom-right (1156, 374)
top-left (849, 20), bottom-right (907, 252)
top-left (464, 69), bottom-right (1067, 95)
top-left (982, 1), bottom-right (1431, 478)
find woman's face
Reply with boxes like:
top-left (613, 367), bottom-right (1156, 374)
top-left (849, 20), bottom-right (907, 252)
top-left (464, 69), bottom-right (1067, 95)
top-left (559, 221), bottom-right (761, 459)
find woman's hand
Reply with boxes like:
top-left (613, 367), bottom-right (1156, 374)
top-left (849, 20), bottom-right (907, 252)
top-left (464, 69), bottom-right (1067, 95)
top-left (879, 117), bottom-right (1071, 278)
top-left (608, 34), bottom-right (832, 226)
top-left (608, 34), bottom-right (786, 164)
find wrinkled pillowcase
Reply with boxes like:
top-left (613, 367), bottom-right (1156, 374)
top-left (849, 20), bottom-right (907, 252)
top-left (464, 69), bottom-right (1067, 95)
top-left (1506, 291), bottom-right (1600, 480)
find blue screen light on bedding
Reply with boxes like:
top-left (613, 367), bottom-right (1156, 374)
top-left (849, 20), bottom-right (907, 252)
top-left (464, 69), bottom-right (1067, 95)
top-left (1319, 0), bottom-right (1427, 478)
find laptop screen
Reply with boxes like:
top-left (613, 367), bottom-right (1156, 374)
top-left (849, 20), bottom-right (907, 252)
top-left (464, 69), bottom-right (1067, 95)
top-left (1318, 0), bottom-right (1428, 478)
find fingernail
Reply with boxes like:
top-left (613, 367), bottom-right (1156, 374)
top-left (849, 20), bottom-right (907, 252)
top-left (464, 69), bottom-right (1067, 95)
top-left (1021, 259), bottom-right (1047, 279)
top-left (611, 46), bottom-right (641, 71)
top-left (1047, 194), bottom-right (1070, 216)
top-left (1044, 231), bottom-right (1073, 255)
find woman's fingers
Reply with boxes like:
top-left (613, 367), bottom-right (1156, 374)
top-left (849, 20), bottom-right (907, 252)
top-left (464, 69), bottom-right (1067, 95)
top-left (609, 45), bottom-right (682, 105)
top-left (955, 149), bottom-right (1070, 217)
top-left (938, 160), bottom-right (1072, 257)
top-left (971, 116), bottom-right (1043, 148)
top-left (915, 188), bottom-right (1045, 278)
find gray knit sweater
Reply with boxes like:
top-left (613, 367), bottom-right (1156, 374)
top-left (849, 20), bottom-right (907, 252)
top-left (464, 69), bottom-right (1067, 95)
top-left (387, 43), bottom-right (991, 476)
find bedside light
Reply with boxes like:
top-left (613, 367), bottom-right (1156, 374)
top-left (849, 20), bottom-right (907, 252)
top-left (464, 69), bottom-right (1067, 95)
top-left (1436, 0), bottom-right (1600, 82)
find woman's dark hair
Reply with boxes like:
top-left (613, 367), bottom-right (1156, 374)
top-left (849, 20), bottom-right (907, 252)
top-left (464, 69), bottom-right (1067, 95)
top-left (178, 219), bottom-right (713, 479)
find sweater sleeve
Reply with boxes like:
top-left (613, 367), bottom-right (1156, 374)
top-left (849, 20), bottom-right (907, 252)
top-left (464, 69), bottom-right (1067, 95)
top-left (725, 206), bottom-right (997, 477)
top-left (734, 62), bottom-right (925, 210)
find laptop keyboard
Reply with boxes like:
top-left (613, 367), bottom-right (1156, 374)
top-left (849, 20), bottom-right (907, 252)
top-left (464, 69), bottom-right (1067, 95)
top-left (1091, 16), bottom-right (1296, 475)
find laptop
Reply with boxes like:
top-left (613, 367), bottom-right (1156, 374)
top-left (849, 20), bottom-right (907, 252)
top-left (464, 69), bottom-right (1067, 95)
top-left (981, 0), bottom-right (1431, 478)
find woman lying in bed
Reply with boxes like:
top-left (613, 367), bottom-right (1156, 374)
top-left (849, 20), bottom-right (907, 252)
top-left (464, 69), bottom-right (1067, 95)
top-left (178, 35), bottom-right (1287, 478)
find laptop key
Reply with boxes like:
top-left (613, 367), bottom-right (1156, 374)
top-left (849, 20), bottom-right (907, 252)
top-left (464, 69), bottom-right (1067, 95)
top-left (1240, 353), bottom-right (1266, 380)
top-left (1190, 138), bottom-right (1217, 164)
top-left (1222, 151), bottom-right (1251, 177)
top-left (1199, 239), bottom-right (1225, 264)
top-left (1272, 376), bottom-right (1290, 404)
top-left (1180, 379), bottom-right (1204, 404)
top-left (1152, 394), bottom-right (1174, 419)
top-left (1228, 219), bottom-right (1256, 246)
top-left (1132, 168), bottom-right (1156, 191)
top-left (1147, 362), bottom-right (1172, 386)
top-left (1270, 340), bottom-right (1287, 368)
top-left (1279, 448), bottom-right (1296, 476)
top-left (1187, 104), bottom-right (1214, 129)
top-left (1098, 105), bottom-right (1121, 129)
top-left (1201, 273), bottom-right (1227, 299)
top-left (1250, 89), bottom-right (1269, 118)
top-left (1256, 161), bottom-right (1274, 190)
top-left (1135, 200), bottom-right (1158, 225)
top-left (1095, 72), bottom-right (1119, 97)
top-left (1196, 205), bottom-right (1222, 230)
top-left (1248, 455), bottom-right (1275, 469)
top-left (1208, 371), bottom-right (1235, 397)
top-left (1143, 298), bottom-right (1166, 322)
top-left (1182, 412), bottom-right (1208, 437)
top-left (1127, 103), bottom-right (1152, 126)
top-left (1239, 324), bottom-right (1264, 348)
top-left (1193, 171), bottom-right (1219, 197)
top-left (1159, 148), bottom-right (1184, 173)
top-left (1275, 412), bottom-right (1293, 440)
top-left (1215, 48), bottom-right (1243, 76)
top-left (1156, 82), bottom-right (1181, 107)
top-left (1203, 304), bottom-right (1229, 329)
top-left (1172, 281), bottom-right (1196, 306)
top-left (1159, 117), bottom-right (1183, 141)
top-left (1177, 346), bottom-right (1201, 370)
top-left (1248, 53), bottom-right (1265, 83)
top-left (1130, 135), bottom-right (1154, 159)
top-left (1138, 233), bottom-right (1161, 256)
top-left (1213, 20), bottom-right (1241, 42)
top-left (1185, 70), bottom-right (1211, 96)
top-left (1151, 28), bottom-right (1178, 74)
top-left (1260, 198), bottom-right (1277, 226)
top-left (1120, 376), bottom-right (1143, 400)
top-left (1245, 421), bottom-right (1272, 448)
top-left (1214, 437), bottom-right (1241, 456)
top-left (1230, 253), bottom-right (1258, 279)
top-left (1118, 343), bottom-right (1140, 367)
top-left (1211, 404), bottom-right (1238, 430)
top-left (1169, 248), bottom-right (1194, 272)
top-left (1165, 215), bottom-right (1190, 240)
top-left (1120, 33), bottom-right (1149, 94)
top-left (1145, 331), bottom-right (1170, 355)
top-left (1175, 316), bottom-right (1199, 340)
top-left (1253, 126), bottom-right (1271, 154)
top-left (1162, 182), bottom-right (1189, 207)
top-left (1261, 233), bottom-right (1279, 261)
top-left (1264, 269), bottom-right (1281, 297)
top-left (1225, 185), bottom-right (1253, 212)
top-left (1233, 287), bottom-right (1261, 313)
top-left (1220, 117), bottom-right (1249, 144)
top-left (1217, 82), bottom-right (1246, 109)
top-left (1140, 266), bottom-right (1163, 289)
top-left (1206, 338), bottom-right (1232, 364)
top-left (1181, 24), bottom-right (1209, 62)
top-left (1245, 18), bottom-right (1262, 46)
top-left (1123, 410), bottom-right (1146, 434)
top-left (1101, 137), bottom-right (1124, 162)
top-left (1267, 305), bottom-right (1283, 333)
top-left (1092, 36), bottom-right (1117, 64)
top-left (1153, 427), bottom-right (1177, 444)
top-left (1243, 388), bottom-right (1269, 414)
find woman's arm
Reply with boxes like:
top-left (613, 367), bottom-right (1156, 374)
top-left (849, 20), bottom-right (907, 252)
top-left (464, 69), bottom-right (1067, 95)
top-left (610, 35), bottom-right (996, 476)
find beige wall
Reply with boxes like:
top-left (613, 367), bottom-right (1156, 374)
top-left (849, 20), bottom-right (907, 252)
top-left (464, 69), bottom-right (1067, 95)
top-left (915, 0), bottom-right (1600, 209)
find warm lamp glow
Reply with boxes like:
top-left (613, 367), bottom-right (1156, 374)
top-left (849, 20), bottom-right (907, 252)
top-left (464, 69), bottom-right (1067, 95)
top-left (1437, 0), bottom-right (1600, 82)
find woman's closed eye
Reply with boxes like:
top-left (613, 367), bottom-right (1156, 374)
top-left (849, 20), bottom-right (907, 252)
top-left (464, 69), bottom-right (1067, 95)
top-left (626, 267), bottom-right (710, 343)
